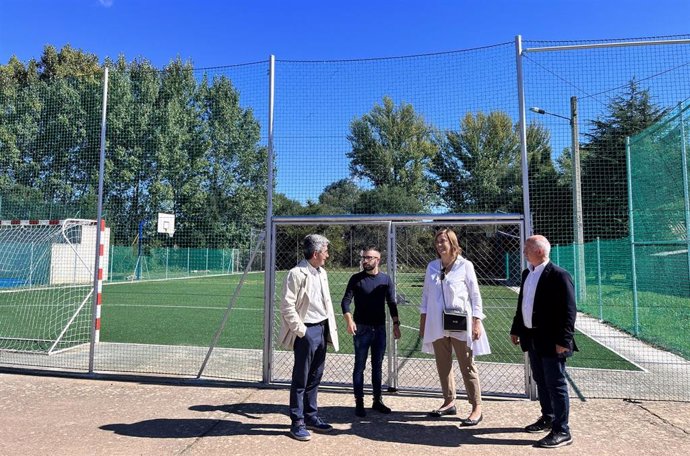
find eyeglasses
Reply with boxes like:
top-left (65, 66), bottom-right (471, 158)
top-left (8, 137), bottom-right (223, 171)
top-left (360, 256), bottom-right (380, 261)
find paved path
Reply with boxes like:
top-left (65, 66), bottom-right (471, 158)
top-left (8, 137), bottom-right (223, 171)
top-left (571, 312), bottom-right (690, 401)
top-left (1, 372), bottom-right (689, 456)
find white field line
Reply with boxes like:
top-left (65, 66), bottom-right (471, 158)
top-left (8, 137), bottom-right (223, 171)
top-left (101, 272), bottom-right (262, 286)
top-left (103, 304), bottom-right (262, 311)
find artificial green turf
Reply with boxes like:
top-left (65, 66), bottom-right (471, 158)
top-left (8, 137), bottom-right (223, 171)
top-left (579, 283), bottom-right (690, 360)
top-left (101, 274), bottom-right (264, 347)
top-left (99, 272), bottom-right (640, 370)
top-left (0, 285), bottom-right (96, 352)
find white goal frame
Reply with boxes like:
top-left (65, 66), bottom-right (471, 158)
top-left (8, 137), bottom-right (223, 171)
top-left (0, 219), bottom-right (108, 354)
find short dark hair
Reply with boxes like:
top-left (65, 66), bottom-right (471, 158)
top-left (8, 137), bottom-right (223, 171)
top-left (362, 245), bottom-right (380, 254)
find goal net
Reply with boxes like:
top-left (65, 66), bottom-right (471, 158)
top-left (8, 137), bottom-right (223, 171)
top-left (0, 219), bottom-right (108, 354)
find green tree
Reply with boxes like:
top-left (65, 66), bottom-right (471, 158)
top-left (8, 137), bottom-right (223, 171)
top-left (432, 111), bottom-right (565, 238)
top-left (353, 185), bottom-right (424, 214)
top-left (0, 57), bottom-right (36, 203)
top-left (580, 80), bottom-right (665, 240)
top-left (273, 193), bottom-right (304, 216)
top-left (103, 56), bottom-right (160, 244)
top-left (432, 111), bottom-right (522, 213)
top-left (525, 123), bottom-right (571, 243)
top-left (318, 179), bottom-right (361, 214)
top-left (197, 73), bottom-right (267, 248)
top-left (102, 57), bottom-right (266, 248)
top-left (2, 45), bottom-right (267, 249)
top-left (347, 96), bottom-right (439, 212)
top-left (0, 46), bottom-right (102, 219)
top-left (35, 45), bottom-right (102, 208)
top-left (147, 59), bottom-right (208, 246)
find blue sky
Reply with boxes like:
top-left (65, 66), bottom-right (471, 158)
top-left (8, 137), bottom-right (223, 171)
top-left (2, 0), bottom-right (689, 67)
top-left (2, 0), bottom-right (689, 204)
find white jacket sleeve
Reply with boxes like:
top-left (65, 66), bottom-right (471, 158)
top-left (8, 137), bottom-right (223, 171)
top-left (419, 263), bottom-right (433, 315)
top-left (280, 270), bottom-right (307, 338)
top-left (465, 261), bottom-right (485, 320)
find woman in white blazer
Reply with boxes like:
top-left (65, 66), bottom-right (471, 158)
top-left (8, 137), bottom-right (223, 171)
top-left (419, 228), bottom-right (490, 426)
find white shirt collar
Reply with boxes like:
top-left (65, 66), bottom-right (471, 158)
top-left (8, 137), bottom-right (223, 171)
top-left (306, 261), bottom-right (321, 274)
top-left (528, 259), bottom-right (549, 273)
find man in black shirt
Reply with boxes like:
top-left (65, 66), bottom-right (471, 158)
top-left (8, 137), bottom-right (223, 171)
top-left (341, 246), bottom-right (400, 417)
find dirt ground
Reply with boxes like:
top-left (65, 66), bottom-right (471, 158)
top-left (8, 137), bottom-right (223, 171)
top-left (1, 371), bottom-right (689, 455)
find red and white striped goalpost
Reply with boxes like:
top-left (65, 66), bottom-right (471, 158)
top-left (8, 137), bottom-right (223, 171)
top-left (0, 219), bottom-right (63, 227)
top-left (94, 219), bottom-right (105, 343)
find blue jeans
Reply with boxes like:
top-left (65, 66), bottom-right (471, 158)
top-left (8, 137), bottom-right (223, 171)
top-left (289, 323), bottom-right (327, 424)
top-left (529, 350), bottom-right (570, 434)
top-left (353, 323), bottom-right (387, 399)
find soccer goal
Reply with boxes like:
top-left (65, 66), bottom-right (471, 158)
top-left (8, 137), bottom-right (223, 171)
top-left (0, 219), bottom-right (109, 354)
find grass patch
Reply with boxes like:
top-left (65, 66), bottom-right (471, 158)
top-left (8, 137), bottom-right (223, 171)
top-left (579, 283), bottom-right (690, 360)
top-left (98, 272), bottom-right (639, 370)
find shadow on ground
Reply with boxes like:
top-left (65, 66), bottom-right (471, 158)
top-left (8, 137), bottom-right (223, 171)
top-left (100, 401), bottom-right (536, 447)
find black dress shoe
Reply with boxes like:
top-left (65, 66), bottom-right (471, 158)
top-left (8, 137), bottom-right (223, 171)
top-left (459, 414), bottom-right (483, 426)
top-left (536, 431), bottom-right (573, 448)
top-left (429, 405), bottom-right (457, 417)
top-left (525, 416), bottom-right (552, 433)
top-left (372, 398), bottom-right (391, 414)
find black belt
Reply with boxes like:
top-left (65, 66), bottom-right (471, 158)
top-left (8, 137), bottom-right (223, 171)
top-left (305, 320), bottom-right (327, 327)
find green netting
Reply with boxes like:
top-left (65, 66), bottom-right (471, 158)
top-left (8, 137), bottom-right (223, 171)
top-left (629, 102), bottom-right (690, 243)
top-left (108, 245), bottom-right (239, 281)
top-left (629, 101), bottom-right (690, 298)
top-left (3, 39), bottom-right (690, 399)
top-left (576, 104), bottom-right (690, 358)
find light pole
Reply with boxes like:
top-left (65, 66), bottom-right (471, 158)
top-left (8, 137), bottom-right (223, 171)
top-left (530, 96), bottom-right (586, 301)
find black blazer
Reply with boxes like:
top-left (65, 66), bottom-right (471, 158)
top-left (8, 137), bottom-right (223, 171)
top-left (510, 262), bottom-right (578, 357)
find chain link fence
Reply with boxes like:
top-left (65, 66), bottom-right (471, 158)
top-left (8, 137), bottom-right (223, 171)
top-left (269, 217), bottom-right (527, 397)
top-left (1, 36), bottom-right (689, 400)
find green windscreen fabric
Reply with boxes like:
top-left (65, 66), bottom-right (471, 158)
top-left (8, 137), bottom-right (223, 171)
top-left (628, 101), bottom-right (690, 299)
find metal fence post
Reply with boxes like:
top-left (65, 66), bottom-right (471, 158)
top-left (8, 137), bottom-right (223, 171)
top-left (515, 35), bottom-right (532, 239)
top-left (89, 66), bottom-right (109, 373)
top-left (597, 237), bottom-right (603, 321)
top-left (679, 102), bottom-right (690, 294)
top-left (262, 55), bottom-right (276, 384)
top-left (626, 136), bottom-right (640, 336)
top-left (555, 244), bottom-right (560, 265)
top-left (387, 221), bottom-right (398, 391)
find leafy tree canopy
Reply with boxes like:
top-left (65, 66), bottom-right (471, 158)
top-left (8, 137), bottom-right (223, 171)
top-left (580, 79), bottom-right (665, 240)
top-left (347, 96), bottom-right (439, 211)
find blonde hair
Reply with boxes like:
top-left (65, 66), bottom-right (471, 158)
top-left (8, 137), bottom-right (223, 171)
top-left (434, 228), bottom-right (463, 259)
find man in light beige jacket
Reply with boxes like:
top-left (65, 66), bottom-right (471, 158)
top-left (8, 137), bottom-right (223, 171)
top-left (280, 234), bottom-right (339, 441)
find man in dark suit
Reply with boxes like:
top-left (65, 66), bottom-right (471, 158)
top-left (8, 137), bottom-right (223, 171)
top-left (510, 235), bottom-right (577, 449)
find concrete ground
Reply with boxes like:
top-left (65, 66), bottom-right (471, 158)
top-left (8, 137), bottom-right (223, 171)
top-left (1, 371), bottom-right (689, 456)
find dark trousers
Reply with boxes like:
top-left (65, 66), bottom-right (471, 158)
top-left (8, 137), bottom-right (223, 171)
top-left (352, 323), bottom-right (387, 399)
top-left (529, 349), bottom-right (570, 434)
top-left (289, 323), bottom-right (327, 424)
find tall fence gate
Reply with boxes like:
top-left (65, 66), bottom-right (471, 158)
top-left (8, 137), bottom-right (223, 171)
top-left (267, 214), bottom-right (528, 397)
